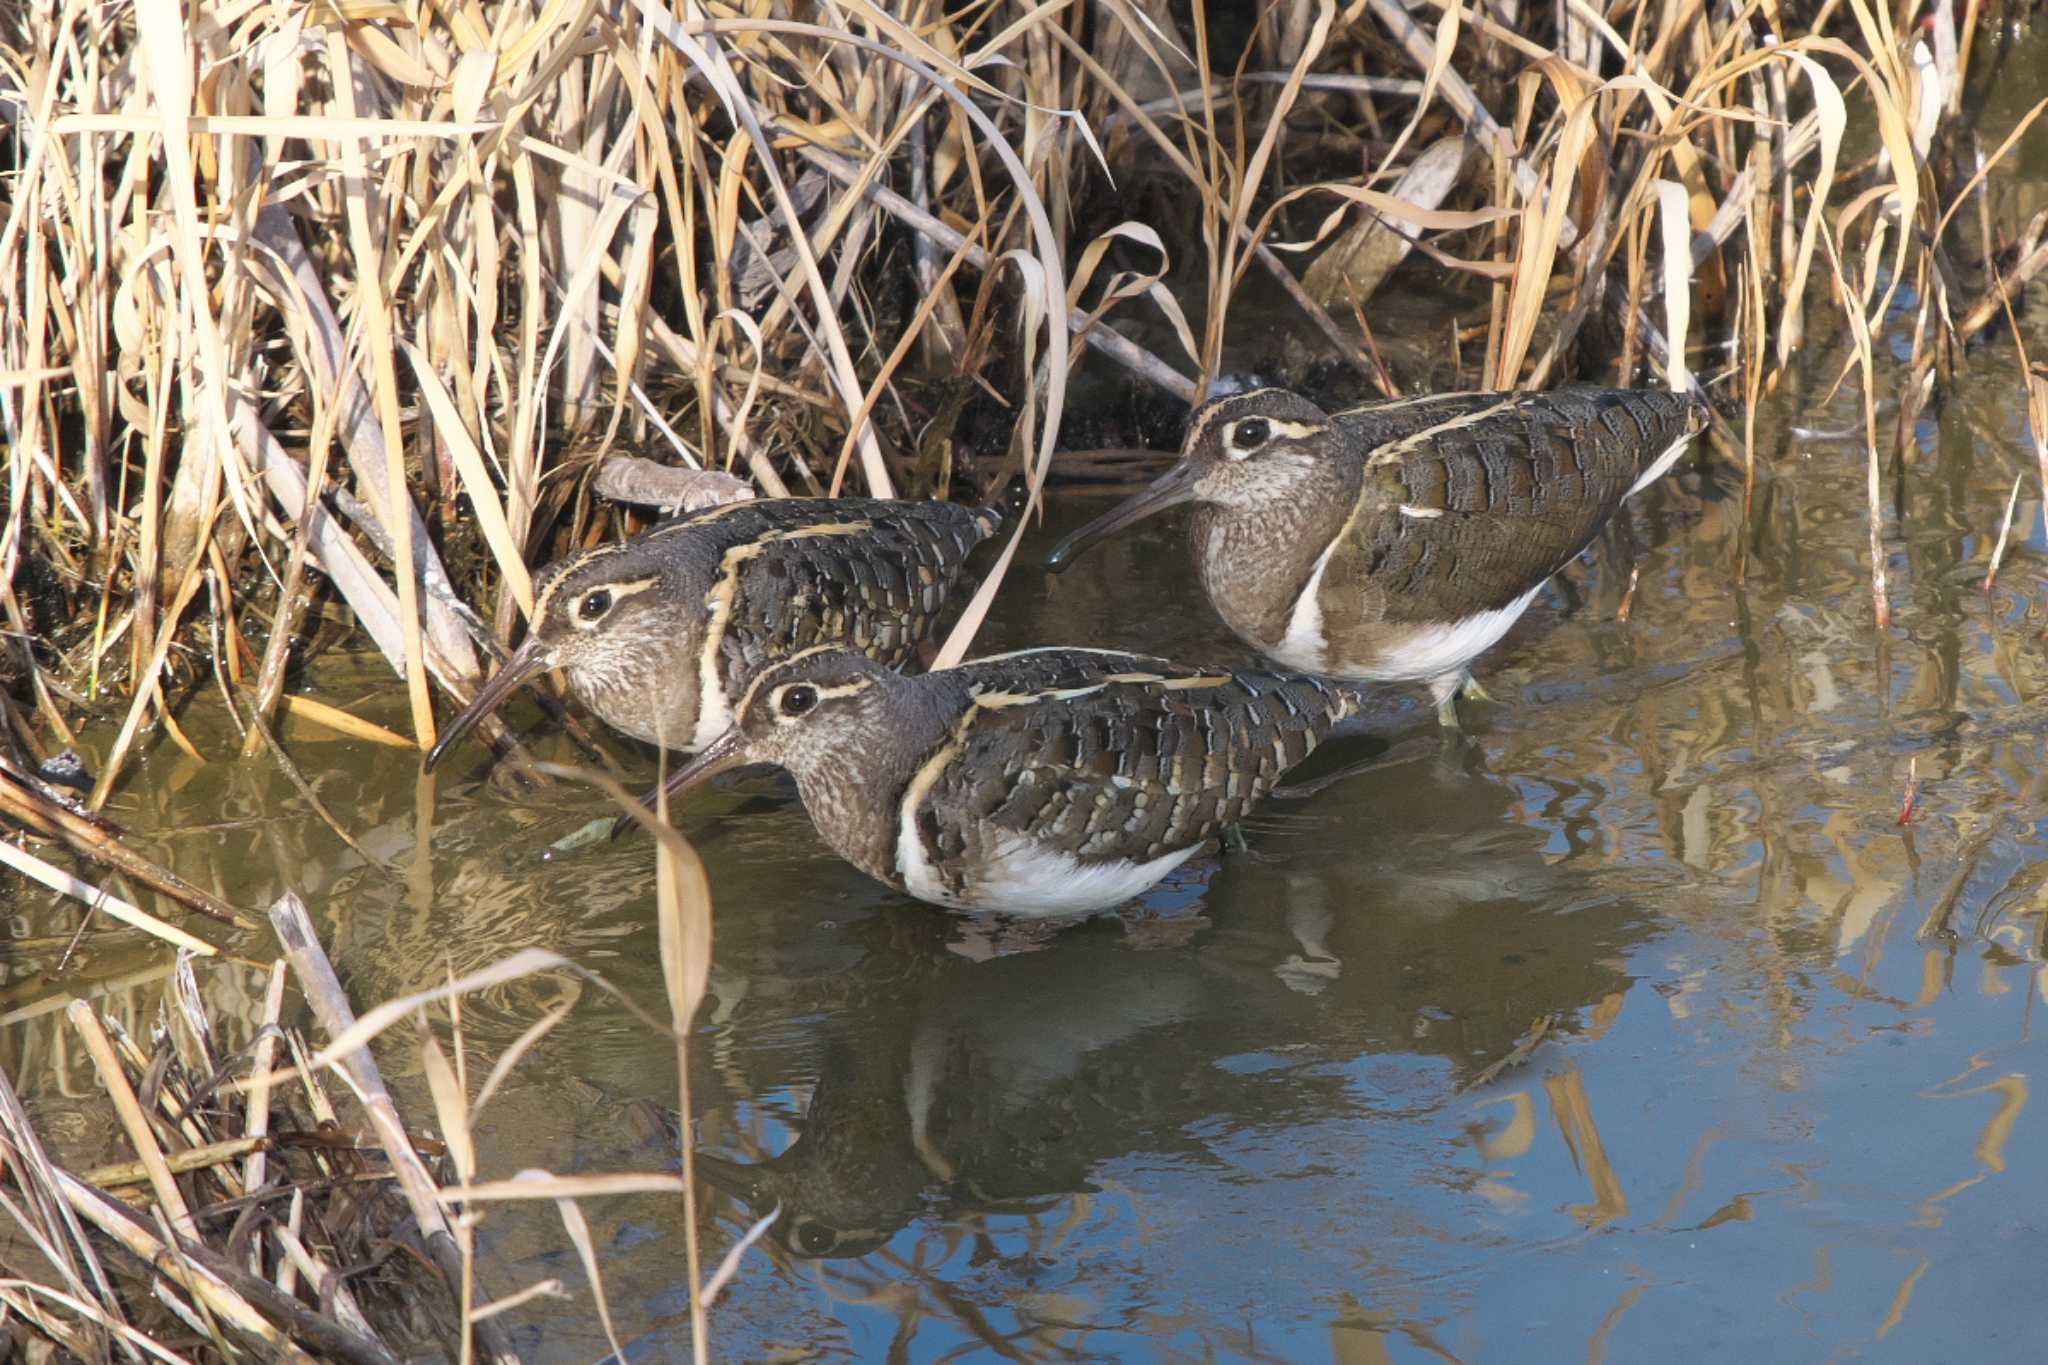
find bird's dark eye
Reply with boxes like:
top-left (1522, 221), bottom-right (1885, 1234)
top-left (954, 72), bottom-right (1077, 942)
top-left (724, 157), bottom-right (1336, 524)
top-left (779, 684), bottom-right (819, 718)
top-left (1229, 417), bottom-right (1271, 453)
top-left (578, 589), bottom-right (613, 622)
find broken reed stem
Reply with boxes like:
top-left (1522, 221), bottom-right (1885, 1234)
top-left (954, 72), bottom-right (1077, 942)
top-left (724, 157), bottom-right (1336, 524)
top-left (0, 765), bottom-right (249, 928)
top-left (81, 1135), bottom-right (267, 1189)
top-left (241, 957), bottom-right (289, 1263)
top-left (65, 1001), bottom-right (200, 1242)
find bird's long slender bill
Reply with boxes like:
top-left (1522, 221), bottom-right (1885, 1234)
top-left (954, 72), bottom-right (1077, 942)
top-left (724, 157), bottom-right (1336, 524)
top-left (422, 637), bottom-right (550, 772)
top-left (1044, 458), bottom-right (1199, 572)
top-left (689, 1151), bottom-right (762, 1201)
top-left (610, 724), bottom-right (749, 841)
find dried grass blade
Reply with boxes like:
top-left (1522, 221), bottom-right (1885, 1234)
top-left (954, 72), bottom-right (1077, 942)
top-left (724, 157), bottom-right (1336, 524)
top-left (307, 947), bottom-right (574, 1068)
top-left (1496, 87), bottom-right (1601, 386)
top-left (544, 1187), bottom-right (624, 1365)
top-left (320, 31), bottom-right (436, 747)
top-left (700, 1207), bottom-right (780, 1309)
top-left (1653, 180), bottom-right (1694, 390)
top-left (468, 1280), bottom-right (568, 1323)
top-left (131, 0), bottom-right (262, 557)
top-left (402, 347), bottom-right (533, 614)
top-left (278, 695), bottom-right (416, 749)
top-left (1776, 51), bottom-right (1846, 368)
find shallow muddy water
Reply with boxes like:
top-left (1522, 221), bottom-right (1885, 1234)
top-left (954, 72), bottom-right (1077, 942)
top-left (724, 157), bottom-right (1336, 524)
top-left (15, 101), bottom-right (2048, 1365)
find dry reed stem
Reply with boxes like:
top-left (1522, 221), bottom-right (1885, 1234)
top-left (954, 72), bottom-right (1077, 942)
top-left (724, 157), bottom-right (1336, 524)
top-left (240, 959), bottom-right (289, 1239)
top-left (80, 1136), bottom-right (267, 1191)
top-left (268, 894), bottom-right (522, 1365)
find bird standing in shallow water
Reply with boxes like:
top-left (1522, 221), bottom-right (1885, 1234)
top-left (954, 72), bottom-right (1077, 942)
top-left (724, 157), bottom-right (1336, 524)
top-left (425, 498), bottom-right (998, 770)
top-left (658, 645), bottom-right (1371, 916)
top-left (1047, 386), bottom-right (1710, 726)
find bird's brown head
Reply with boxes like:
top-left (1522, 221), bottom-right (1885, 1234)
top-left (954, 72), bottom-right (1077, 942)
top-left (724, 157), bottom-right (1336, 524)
top-left (423, 538), bottom-right (702, 771)
top-left (724, 647), bottom-right (895, 768)
top-left (648, 646), bottom-right (921, 820)
top-left (655, 646), bottom-right (882, 782)
top-left (1046, 388), bottom-right (1336, 570)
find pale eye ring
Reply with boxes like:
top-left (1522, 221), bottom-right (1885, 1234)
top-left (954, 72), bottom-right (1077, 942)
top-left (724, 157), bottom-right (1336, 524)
top-left (778, 683), bottom-right (820, 718)
top-left (577, 588), bottom-right (613, 623)
top-left (1226, 417), bottom-right (1270, 458)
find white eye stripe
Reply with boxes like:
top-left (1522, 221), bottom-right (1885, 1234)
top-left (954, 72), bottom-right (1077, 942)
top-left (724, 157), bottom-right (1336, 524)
top-left (766, 677), bottom-right (872, 721)
top-left (568, 577), bottom-right (658, 629)
top-left (1223, 415), bottom-right (1324, 459)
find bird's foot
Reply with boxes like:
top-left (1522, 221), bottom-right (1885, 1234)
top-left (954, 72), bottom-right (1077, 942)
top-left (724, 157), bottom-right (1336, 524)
top-left (1434, 675), bottom-right (1496, 729)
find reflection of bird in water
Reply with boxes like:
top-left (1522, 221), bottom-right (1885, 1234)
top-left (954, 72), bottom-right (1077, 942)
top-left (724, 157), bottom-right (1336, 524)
top-left (696, 930), bottom-right (1225, 1259)
top-left (691, 752), bottom-right (1658, 1259)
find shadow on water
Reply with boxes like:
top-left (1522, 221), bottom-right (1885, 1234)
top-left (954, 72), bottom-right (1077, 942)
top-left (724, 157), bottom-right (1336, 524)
top-left (688, 745), bottom-right (1651, 1265)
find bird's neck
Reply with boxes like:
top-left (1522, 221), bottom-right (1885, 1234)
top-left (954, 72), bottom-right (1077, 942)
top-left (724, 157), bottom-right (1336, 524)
top-left (1190, 463), bottom-right (1360, 650)
top-left (789, 675), bottom-right (967, 888)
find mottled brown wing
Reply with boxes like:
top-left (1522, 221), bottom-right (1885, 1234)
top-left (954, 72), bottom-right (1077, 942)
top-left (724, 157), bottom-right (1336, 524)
top-left (916, 663), bottom-right (1364, 876)
top-left (1331, 388), bottom-right (1703, 623)
top-left (716, 499), bottom-right (999, 681)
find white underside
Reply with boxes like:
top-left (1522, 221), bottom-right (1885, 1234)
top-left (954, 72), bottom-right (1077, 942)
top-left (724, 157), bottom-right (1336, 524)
top-left (1315, 581), bottom-right (1546, 699)
top-left (896, 813), bottom-right (1202, 916)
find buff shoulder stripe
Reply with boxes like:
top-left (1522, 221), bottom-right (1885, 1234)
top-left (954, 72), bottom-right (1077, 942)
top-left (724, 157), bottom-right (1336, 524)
top-left (647, 500), bottom-right (758, 537)
top-left (1366, 397), bottom-right (1521, 467)
top-left (894, 701), bottom-right (987, 891)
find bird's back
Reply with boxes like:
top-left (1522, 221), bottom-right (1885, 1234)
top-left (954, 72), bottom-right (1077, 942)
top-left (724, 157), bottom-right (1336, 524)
top-left (658, 497), bottom-right (999, 679)
top-left (1329, 387), bottom-right (1706, 624)
top-left (910, 650), bottom-right (1365, 880)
